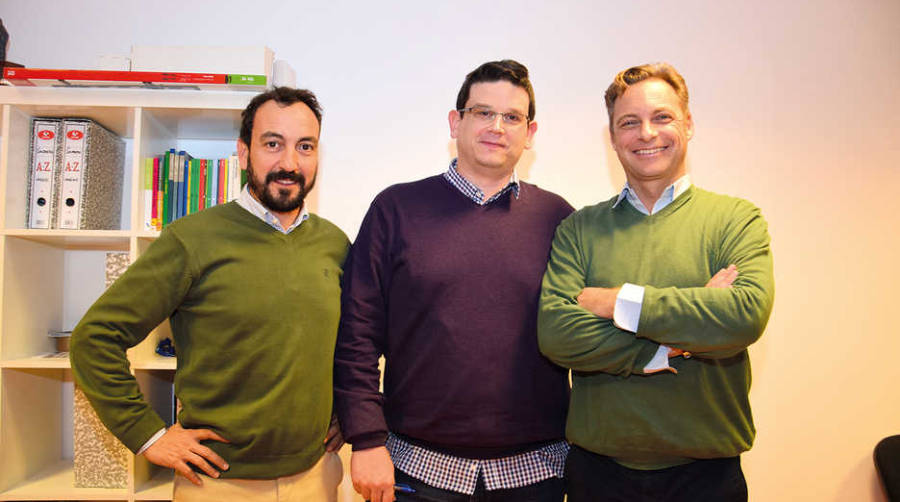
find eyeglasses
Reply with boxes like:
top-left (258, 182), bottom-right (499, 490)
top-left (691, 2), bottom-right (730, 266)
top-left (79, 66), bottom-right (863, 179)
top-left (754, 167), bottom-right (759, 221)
top-left (458, 106), bottom-right (528, 126)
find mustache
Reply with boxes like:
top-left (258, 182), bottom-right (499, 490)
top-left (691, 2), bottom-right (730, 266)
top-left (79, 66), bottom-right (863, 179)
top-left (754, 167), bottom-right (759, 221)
top-left (265, 170), bottom-right (305, 186)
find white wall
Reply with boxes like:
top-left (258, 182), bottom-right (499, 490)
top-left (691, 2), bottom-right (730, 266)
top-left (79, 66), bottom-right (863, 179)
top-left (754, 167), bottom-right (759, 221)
top-left (4, 0), bottom-right (899, 500)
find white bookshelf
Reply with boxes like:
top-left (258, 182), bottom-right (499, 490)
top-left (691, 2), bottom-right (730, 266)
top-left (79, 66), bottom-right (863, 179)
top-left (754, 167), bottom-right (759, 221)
top-left (0, 85), bottom-right (251, 502)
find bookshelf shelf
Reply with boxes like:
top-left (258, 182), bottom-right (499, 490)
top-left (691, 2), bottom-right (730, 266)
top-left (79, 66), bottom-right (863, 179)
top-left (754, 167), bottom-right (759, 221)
top-left (0, 354), bottom-right (70, 369)
top-left (131, 356), bottom-right (176, 371)
top-left (0, 86), bottom-right (252, 502)
top-left (3, 229), bottom-right (132, 250)
top-left (0, 460), bottom-right (128, 501)
top-left (133, 470), bottom-right (174, 501)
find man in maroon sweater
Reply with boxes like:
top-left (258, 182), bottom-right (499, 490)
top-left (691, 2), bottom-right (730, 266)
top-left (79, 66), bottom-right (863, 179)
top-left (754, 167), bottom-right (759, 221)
top-left (334, 60), bottom-right (573, 502)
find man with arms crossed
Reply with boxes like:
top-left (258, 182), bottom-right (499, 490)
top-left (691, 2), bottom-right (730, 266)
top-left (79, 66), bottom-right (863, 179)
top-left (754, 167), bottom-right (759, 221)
top-left (334, 60), bottom-right (573, 502)
top-left (70, 87), bottom-right (349, 501)
top-left (538, 63), bottom-right (774, 501)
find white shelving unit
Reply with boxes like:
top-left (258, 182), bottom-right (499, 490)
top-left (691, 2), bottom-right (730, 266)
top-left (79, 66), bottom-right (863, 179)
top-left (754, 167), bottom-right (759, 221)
top-left (0, 85), bottom-right (252, 502)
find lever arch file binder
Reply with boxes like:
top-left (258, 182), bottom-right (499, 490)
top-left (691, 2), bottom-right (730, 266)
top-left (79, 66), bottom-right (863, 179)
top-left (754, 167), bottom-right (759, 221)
top-left (57, 119), bottom-right (125, 230)
top-left (25, 119), bottom-right (62, 229)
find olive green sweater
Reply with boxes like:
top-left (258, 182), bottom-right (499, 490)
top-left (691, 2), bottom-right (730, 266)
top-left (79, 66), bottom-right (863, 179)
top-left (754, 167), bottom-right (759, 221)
top-left (538, 186), bottom-right (774, 469)
top-left (70, 202), bottom-right (349, 478)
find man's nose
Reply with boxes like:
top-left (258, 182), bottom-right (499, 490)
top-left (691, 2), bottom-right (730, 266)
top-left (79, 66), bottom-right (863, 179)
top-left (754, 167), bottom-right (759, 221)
top-left (281, 147), bottom-right (300, 170)
top-left (488, 113), bottom-right (505, 132)
top-left (639, 121), bottom-right (658, 141)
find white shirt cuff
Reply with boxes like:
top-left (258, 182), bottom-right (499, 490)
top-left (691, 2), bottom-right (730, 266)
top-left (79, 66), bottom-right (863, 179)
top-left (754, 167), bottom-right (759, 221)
top-left (137, 427), bottom-right (167, 455)
top-left (643, 344), bottom-right (675, 374)
top-left (613, 283), bottom-right (644, 332)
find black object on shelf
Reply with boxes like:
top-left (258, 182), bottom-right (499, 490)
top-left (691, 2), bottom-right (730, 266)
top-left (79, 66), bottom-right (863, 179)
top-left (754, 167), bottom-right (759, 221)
top-left (155, 338), bottom-right (175, 357)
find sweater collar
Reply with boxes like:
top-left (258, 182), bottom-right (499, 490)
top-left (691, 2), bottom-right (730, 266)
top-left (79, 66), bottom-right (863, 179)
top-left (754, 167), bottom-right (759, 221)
top-left (613, 174), bottom-right (691, 215)
top-left (443, 158), bottom-right (520, 206)
top-left (237, 185), bottom-right (309, 234)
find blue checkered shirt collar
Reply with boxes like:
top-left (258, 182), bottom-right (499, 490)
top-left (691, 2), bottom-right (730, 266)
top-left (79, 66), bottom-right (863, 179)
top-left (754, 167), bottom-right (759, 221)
top-left (443, 158), bottom-right (520, 205)
top-left (386, 433), bottom-right (568, 495)
top-left (236, 185), bottom-right (309, 234)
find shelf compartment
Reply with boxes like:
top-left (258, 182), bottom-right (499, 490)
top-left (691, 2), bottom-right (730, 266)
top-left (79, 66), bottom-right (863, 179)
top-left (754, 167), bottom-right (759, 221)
top-left (3, 229), bottom-right (131, 250)
top-left (133, 465), bottom-right (174, 501)
top-left (0, 460), bottom-right (128, 501)
top-left (0, 354), bottom-right (70, 369)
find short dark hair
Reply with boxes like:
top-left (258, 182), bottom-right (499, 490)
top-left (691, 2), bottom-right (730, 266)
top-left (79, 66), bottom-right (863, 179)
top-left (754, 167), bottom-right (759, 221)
top-left (605, 63), bottom-right (689, 129)
top-left (240, 87), bottom-right (323, 146)
top-left (456, 60), bottom-right (536, 121)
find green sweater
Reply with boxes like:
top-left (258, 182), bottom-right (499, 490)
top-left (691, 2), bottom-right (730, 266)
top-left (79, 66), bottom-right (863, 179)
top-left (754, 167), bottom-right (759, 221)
top-left (70, 202), bottom-right (349, 478)
top-left (538, 186), bottom-right (774, 469)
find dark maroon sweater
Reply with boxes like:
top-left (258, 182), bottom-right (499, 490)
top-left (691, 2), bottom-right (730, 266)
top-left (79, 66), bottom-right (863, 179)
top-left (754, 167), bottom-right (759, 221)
top-left (334, 175), bottom-right (573, 458)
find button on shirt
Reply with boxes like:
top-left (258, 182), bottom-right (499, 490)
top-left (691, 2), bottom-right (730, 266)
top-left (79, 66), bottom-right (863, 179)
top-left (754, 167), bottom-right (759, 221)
top-left (612, 175), bottom-right (691, 373)
top-left (385, 159), bottom-right (568, 494)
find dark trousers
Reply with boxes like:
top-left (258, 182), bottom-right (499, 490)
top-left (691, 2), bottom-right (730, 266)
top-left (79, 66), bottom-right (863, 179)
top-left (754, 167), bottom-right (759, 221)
top-left (393, 468), bottom-right (565, 502)
top-left (565, 445), bottom-right (747, 502)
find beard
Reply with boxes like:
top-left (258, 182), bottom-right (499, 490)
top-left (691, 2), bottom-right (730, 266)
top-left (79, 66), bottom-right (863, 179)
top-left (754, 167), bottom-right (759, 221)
top-left (245, 157), bottom-right (315, 213)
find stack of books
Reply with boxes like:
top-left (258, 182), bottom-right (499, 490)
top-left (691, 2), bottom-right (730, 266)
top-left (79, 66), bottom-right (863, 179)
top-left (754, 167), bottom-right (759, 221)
top-left (3, 67), bottom-right (267, 90)
top-left (143, 150), bottom-right (246, 231)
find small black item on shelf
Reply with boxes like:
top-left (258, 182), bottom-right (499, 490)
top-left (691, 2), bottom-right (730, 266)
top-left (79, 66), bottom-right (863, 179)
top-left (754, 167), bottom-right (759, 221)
top-left (155, 338), bottom-right (175, 357)
top-left (1, 18), bottom-right (8, 67)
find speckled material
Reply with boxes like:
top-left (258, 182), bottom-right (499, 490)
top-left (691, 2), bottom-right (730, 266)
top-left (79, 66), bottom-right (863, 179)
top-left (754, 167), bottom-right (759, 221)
top-left (105, 251), bottom-right (130, 288)
top-left (56, 118), bottom-right (124, 230)
top-left (73, 251), bottom-right (133, 488)
top-left (73, 385), bottom-right (129, 488)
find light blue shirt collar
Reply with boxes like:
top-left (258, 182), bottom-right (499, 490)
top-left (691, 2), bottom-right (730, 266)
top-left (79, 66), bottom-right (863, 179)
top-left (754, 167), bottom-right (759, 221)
top-left (236, 185), bottom-right (309, 234)
top-left (613, 174), bottom-right (692, 215)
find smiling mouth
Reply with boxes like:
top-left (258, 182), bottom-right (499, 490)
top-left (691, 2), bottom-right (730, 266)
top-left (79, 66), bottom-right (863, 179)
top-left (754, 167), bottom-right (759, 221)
top-left (633, 146), bottom-right (667, 155)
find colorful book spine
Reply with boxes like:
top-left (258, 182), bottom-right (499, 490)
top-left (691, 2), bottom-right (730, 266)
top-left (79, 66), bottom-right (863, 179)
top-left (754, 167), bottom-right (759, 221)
top-left (204, 159), bottom-right (213, 209)
top-left (154, 156), bottom-right (163, 231)
top-left (163, 151), bottom-right (173, 227)
top-left (143, 157), bottom-right (153, 231)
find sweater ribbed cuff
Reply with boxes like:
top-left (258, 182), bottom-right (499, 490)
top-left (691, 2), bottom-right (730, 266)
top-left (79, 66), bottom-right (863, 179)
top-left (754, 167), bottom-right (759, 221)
top-left (350, 431), bottom-right (389, 451)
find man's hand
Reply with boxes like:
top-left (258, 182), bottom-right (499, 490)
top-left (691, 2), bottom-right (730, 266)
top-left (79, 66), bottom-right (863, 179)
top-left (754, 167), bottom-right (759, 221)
top-left (577, 287), bottom-right (621, 319)
top-left (706, 264), bottom-right (738, 288)
top-left (665, 265), bottom-right (738, 361)
top-left (324, 413), bottom-right (344, 452)
top-left (143, 423), bottom-right (230, 486)
top-left (351, 446), bottom-right (395, 502)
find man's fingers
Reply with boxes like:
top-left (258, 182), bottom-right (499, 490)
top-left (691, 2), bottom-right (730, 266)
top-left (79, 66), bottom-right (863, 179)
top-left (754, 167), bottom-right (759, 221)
top-left (175, 461), bottom-right (203, 486)
top-left (193, 428), bottom-right (230, 443)
top-left (706, 264), bottom-right (738, 288)
top-left (187, 451), bottom-right (220, 479)
top-left (325, 435), bottom-right (344, 452)
top-left (194, 444), bottom-right (229, 471)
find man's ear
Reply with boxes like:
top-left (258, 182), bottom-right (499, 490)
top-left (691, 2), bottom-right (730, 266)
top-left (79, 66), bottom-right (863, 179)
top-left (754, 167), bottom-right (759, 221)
top-left (684, 112), bottom-right (695, 141)
top-left (237, 139), bottom-right (249, 171)
top-left (449, 109), bottom-right (462, 139)
top-left (525, 120), bottom-right (538, 149)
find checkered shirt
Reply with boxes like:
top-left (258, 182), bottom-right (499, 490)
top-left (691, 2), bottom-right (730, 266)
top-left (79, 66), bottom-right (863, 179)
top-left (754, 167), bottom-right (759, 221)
top-left (387, 433), bottom-right (569, 495)
top-left (442, 159), bottom-right (519, 205)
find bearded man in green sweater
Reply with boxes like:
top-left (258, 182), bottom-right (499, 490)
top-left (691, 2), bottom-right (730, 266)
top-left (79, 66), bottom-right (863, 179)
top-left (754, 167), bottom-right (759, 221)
top-left (538, 63), bottom-right (774, 502)
top-left (70, 88), bottom-right (349, 501)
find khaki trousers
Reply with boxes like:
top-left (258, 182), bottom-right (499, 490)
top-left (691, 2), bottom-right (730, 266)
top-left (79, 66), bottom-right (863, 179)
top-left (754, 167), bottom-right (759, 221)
top-left (174, 452), bottom-right (342, 502)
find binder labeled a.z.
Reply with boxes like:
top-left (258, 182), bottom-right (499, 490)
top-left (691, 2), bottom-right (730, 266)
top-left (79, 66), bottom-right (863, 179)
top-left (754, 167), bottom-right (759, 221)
top-left (56, 119), bottom-right (125, 230)
top-left (26, 119), bottom-right (62, 229)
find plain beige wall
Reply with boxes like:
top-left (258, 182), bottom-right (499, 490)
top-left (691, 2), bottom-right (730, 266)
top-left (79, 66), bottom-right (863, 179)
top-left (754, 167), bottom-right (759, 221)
top-left (4, 0), bottom-right (900, 500)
